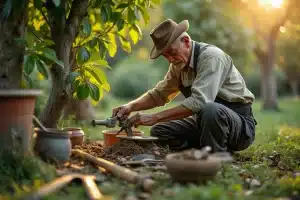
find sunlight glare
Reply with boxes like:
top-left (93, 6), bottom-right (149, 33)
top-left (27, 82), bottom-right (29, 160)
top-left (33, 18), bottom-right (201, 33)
top-left (259, 0), bottom-right (284, 8)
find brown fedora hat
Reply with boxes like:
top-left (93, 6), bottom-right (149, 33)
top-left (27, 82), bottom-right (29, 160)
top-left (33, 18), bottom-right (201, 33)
top-left (149, 19), bottom-right (189, 59)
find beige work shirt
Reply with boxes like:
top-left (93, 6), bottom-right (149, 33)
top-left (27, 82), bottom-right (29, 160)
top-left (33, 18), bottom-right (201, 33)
top-left (147, 41), bottom-right (255, 113)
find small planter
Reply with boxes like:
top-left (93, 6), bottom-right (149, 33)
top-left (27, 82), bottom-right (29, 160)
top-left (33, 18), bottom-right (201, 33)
top-left (33, 128), bottom-right (72, 164)
top-left (102, 130), bottom-right (144, 147)
top-left (62, 127), bottom-right (85, 148)
top-left (0, 89), bottom-right (42, 154)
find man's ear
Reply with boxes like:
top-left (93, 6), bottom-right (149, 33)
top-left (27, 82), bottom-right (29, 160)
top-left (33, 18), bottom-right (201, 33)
top-left (182, 36), bottom-right (190, 48)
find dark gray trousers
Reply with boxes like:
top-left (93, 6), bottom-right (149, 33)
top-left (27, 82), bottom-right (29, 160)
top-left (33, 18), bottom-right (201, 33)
top-left (150, 102), bottom-right (256, 152)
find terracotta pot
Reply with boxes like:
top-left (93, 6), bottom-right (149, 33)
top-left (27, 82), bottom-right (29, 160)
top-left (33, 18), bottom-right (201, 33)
top-left (62, 127), bottom-right (85, 147)
top-left (33, 128), bottom-right (72, 164)
top-left (102, 130), bottom-right (144, 147)
top-left (0, 89), bottom-right (42, 154)
top-left (165, 153), bottom-right (222, 183)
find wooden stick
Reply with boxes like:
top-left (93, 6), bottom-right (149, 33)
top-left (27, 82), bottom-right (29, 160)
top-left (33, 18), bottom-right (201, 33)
top-left (72, 149), bottom-right (156, 192)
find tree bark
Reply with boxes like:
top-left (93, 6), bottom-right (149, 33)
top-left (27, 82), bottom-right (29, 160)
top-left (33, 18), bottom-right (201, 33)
top-left (40, 0), bottom-right (89, 127)
top-left (290, 80), bottom-right (299, 98)
top-left (0, 0), bottom-right (28, 89)
top-left (259, 36), bottom-right (279, 111)
top-left (63, 99), bottom-right (96, 122)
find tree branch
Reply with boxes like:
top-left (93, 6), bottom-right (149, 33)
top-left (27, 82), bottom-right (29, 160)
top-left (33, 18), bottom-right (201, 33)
top-left (28, 26), bottom-right (43, 42)
top-left (270, 3), bottom-right (292, 38)
top-left (66, 0), bottom-right (89, 42)
top-left (254, 46), bottom-right (267, 65)
top-left (29, 0), bottom-right (51, 26)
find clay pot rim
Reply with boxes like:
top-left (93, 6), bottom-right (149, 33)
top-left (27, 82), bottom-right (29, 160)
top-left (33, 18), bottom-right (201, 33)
top-left (165, 153), bottom-right (222, 164)
top-left (102, 130), bottom-right (144, 135)
top-left (35, 128), bottom-right (71, 138)
top-left (62, 127), bottom-right (83, 131)
top-left (0, 89), bottom-right (43, 97)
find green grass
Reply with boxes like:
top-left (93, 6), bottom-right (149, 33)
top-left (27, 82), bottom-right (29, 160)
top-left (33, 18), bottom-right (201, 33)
top-left (1, 96), bottom-right (299, 200)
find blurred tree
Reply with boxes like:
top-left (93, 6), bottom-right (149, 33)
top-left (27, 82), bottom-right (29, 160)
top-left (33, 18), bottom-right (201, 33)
top-left (163, 0), bottom-right (254, 75)
top-left (277, 22), bottom-right (300, 97)
top-left (1, 0), bottom-right (159, 127)
top-left (231, 0), bottom-right (300, 110)
top-left (0, 0), bottom-right (28, 88)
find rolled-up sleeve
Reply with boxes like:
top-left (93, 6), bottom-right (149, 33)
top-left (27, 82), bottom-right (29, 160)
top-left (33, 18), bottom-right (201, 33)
top-left (180, 56), bottom-right (227, 113)
top-left (147, 64), bottom-right (180, 106)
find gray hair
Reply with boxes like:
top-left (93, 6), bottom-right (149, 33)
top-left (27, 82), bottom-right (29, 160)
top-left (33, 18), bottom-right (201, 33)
top-left (170, 32), bottom-right (191, 49)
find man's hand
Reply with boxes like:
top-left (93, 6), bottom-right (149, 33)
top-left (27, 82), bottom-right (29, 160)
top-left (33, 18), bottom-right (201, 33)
top-left (112, 104), bottom-right (133, 120)
top-left (129, 113), bottom-right (160, 128)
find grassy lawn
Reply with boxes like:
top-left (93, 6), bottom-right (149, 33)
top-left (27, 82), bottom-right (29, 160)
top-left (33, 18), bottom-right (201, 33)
top-left (1, 96), bottom-right (299, 200)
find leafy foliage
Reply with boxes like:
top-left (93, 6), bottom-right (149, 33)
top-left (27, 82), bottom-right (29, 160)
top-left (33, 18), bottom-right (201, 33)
top-left (19, 0), bottom-right (159, 105)
top-left (163, 0), bottom-right (254, 72)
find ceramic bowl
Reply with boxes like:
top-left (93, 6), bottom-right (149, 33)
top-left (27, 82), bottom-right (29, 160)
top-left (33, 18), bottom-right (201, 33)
top-left (33, 128), bottom-right (72, 164)
top-left (102, 130), bottom-right (144, 147)
top-left (62, 127), bottom-right (85, 147)
top-left (165, 153), bottom-right (222, 183)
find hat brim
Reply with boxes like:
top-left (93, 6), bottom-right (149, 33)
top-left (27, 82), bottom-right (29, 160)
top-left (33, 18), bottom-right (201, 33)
top-left (150, 20), bottom-right (189, 59)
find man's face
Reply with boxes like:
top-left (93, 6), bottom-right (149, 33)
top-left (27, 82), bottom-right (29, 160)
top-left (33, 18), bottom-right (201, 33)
top-left (162, 36), bottom-right (190, 66)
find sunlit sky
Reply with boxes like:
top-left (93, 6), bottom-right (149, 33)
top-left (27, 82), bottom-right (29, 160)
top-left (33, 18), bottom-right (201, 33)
top-left (258, 0), bottom-right (284, 8)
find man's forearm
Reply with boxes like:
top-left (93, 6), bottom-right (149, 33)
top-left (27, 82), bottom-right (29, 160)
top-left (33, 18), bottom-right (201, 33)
top-left (128, 93), bottom-right (157, 112)
top-left (155, 105), bottom-right (193, 122)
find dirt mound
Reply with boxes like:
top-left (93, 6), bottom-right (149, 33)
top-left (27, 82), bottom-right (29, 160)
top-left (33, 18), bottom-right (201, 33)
top-left (74, 141), bottom-right (104, 157)
top-left (72, 140), bottom-right (171, 164)
top-left (103, 140), bottom-right (171, 161)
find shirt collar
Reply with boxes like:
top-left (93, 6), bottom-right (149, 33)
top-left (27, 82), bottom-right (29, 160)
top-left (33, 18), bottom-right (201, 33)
top-left (189, 41), bottom-right (195, 69)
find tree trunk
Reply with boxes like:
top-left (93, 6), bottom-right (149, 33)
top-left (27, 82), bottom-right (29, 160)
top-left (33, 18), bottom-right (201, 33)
top-left (63, 99), bottom-right (96, 122)
top-left (40, 0), bottom-right (89, 128)
top-left (259, 36), bottom-right (279, 111)
top-left (0, 1), bottom-right (28, 88)
top-left (290, 80), bottom-right (299, 98)
top-left (260, 65), bottom-right (278, 110)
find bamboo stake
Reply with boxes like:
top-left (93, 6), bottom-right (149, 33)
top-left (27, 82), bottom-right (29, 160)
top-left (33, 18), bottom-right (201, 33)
top-left (72, 149), bottom-right (156, 192)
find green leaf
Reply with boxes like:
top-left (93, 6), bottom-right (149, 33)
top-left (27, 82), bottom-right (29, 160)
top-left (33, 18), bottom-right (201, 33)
top-left (106, 0), bottom-right (115, 6)
top-left (77, 83), bottom-right (90, 100)
top-left (72, 79), bottom-right (80, 91)
top-left (2, 0), bottom-right (12, 20)
top-left (34, 0), bottom-right (43, 9)
top-left (23, 73), bottom-right (33, 88)
top-left (119, 35), bottom-right (131, 53)
top-left (127, 7), bottom-right (136, 24)
top-left (106, 34), bottom-right (117, 57)
top-left (116, 3), bottom-right (129, 9)
top-left (84, 67), bottom-right (103, 85)
top-left (40, 48), bottom-right (64, 67)
top-left (52, 0), bottom-right (60, 7)
top-left (83, 18), bottom-right (92, 36)
top-left (117, 19), bottom-right (125, 31)
top-left (111, 11), bottom-right (122, 22)
top-left (88, 83), bottom-right (100, 101)
top-left (93, 0), bottom-right (103, 8)
top-left (138, 6), bottom-right (150, 24)
top-left (77, 47), bottom-right (90, 63)
top-left (101, 6), bottom-right (108, 22)
top-left (152, 0), bottom-right (161, 5)
top-left (36, 59), bottom-right (48, 79)
top-left (89, 38), bottom-right (98, 48)
top-left (42, 39), bottom-right (55, 47)
top-left (66, 71), bottom-right (81, 83)
top-left (106, 5), bottom-right (112, 20)
top-left (98, 40), bottom-right (108, 59)
top-left (129, 25), bottom-right (142, 44)
top-left (24, 55), bottom-right (36, 75)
